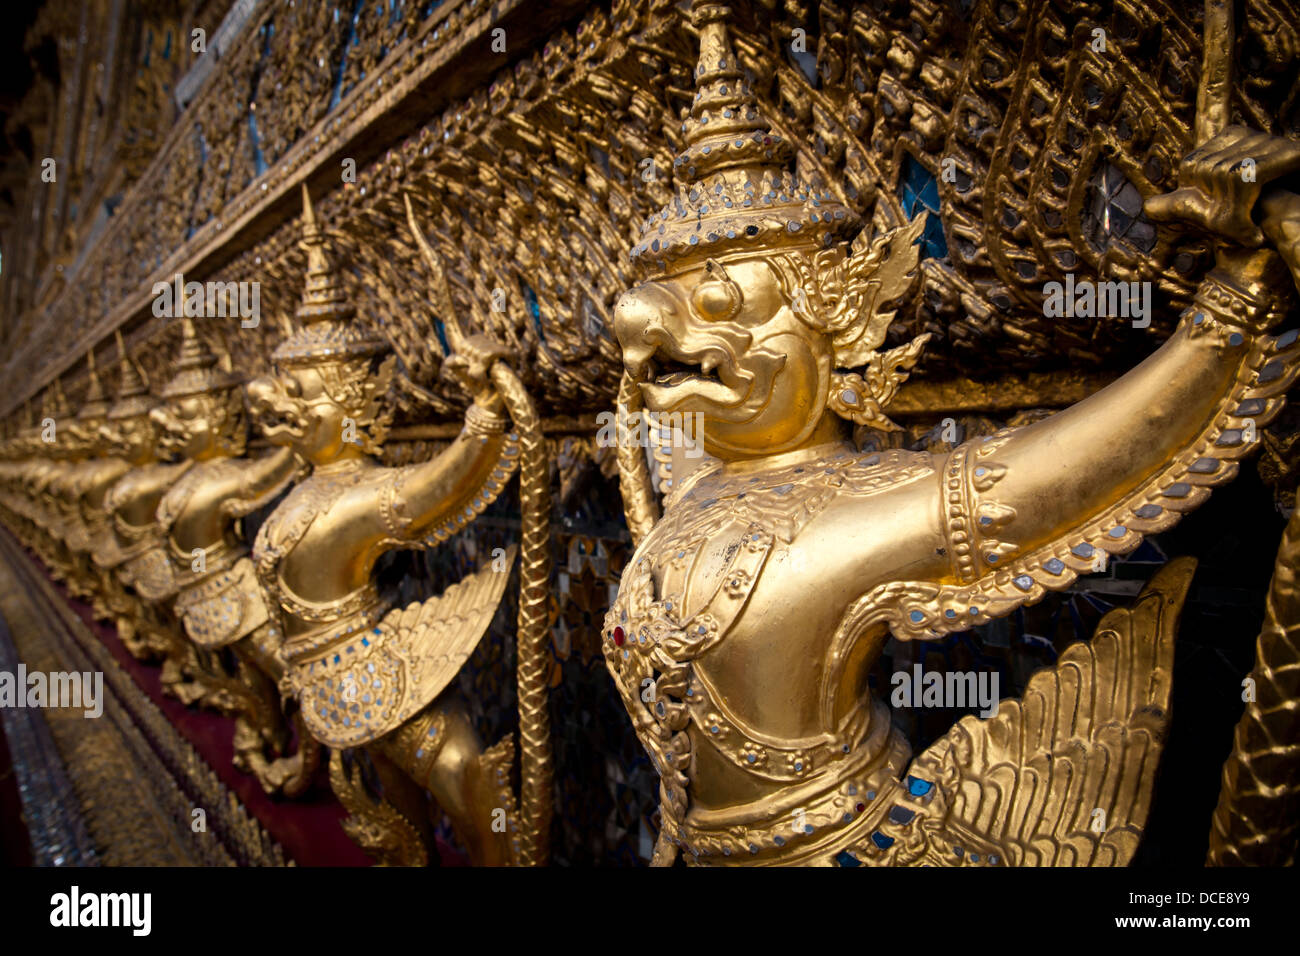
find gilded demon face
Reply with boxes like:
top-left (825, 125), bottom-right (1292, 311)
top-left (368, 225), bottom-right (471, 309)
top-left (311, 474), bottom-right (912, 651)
top-left (101, 413), bottom-right (162, 465)
top-left (67, 416), bottom-right (109, 457)
top-left (614, 256), bottom-right (832, 459)
top-left (150, 391), bottom-right (234, 461)
top-left (246, 365), bottom-right (355, 467)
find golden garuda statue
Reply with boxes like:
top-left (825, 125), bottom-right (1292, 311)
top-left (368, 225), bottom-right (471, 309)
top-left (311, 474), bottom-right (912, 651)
top-left (71, 352), bottom-right (139, 618)
top-left (49, 352), bottom-right (126, 608)
top-left (244, 186), bottom-right (554, 866)
top-left (146, 315), bottom-right (309, 792)
top-left (0, 407), bottom-right (49, 557)
top-left (2, 386), bottom-right (66, 575)
top-left (91, 332), bottom-right (191, 659)
top-left (602, 0), bottom-right (1300, 866)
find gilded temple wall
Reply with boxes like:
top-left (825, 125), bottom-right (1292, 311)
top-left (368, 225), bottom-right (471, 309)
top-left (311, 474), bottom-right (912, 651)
top-left (0, 0), bottom-right (1297, 865)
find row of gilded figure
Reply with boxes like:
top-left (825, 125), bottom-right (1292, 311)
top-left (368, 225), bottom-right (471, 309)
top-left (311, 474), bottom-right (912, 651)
top-left (0, 188), bottom-right (554, 867)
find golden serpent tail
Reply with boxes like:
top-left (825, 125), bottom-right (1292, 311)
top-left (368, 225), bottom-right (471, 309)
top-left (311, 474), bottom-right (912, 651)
top-left (1207, 505), bottom-right (1300, 865)
top-left (492, 363), bottom-right (553, 866)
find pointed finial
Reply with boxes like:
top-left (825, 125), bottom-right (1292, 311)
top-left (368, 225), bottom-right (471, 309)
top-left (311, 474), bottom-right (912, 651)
top-left (78, 349), bottom-right (110, 419)
top-left (301, 182), bottom-right (317, 232)
top-left (214, 326), bottom-right (234, 373)
top-left (272, 187), bottom-right (387, 366)
top-left (85, 349), bottom-right (102, 394)
top-left (51, 377), bottom-right (70, 418)
top-left (108, 329), bottom-right (152, 419)
top-left (159, 317), bottom-right (240, 398)
top-left (629, 0), bottom-right (857, 271)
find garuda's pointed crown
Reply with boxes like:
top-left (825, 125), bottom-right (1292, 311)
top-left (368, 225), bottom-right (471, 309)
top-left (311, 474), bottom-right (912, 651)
top-left (108, 330), bottom-right (153, 420)
top-left (47, 378), bottom-right (70, 421)
top-left (76, 350), bottom-right (111, 420)
top-left (273, 185), bottom-right (387, 367)
top-left (159, 317), bottom-right (241, 399)
top-left (630, 1), bottom-right (858, 273)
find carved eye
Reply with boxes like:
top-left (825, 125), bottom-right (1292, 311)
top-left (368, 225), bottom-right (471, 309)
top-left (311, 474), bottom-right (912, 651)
top-left (283, 376), bottom-right (302, 398)
top-left (691, 259), bottom-right (743, 321)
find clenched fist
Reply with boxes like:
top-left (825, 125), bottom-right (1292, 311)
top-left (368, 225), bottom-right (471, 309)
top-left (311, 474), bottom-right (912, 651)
top-left (1146, 127), bottom-right (1300, 290)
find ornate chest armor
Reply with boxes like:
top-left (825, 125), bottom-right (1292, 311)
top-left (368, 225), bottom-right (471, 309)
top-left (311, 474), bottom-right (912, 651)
top-left (255, 444), bottom-right (518, 749)
top-left (173, 558), bottom-right (270, 650)
top-left (159, 456), bottom-right (292, 647)
top-left (604, 445), bottom-right (934, 863)
top-left (124, 547), bottom-right (179, 602)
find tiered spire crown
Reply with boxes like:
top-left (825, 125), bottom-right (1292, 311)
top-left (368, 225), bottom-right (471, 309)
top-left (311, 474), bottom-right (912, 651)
top-left (272, 185), bottom-right (387, 366)
top-left (159, 318), bottom-right (241, 399)
top-left (629, 1), bottom-right (858, 273)
top-left (108, 330), bottom-right (154, 419)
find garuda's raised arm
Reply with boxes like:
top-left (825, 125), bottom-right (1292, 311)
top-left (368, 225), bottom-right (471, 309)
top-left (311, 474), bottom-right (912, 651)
top-left (246, 187), bottom-right (552, 865)
top-left (602, 0), bottom-right (1300, 868)
top-left (890, 35), bottom-right (1300, 641)
top-left (369, 374), bottom-right (515, 551)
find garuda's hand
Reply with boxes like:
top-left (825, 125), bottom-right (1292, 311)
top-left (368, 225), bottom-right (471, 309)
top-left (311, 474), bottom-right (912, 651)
top-left (1145, 128), bottom-right (1300, 289)
top-left (444, 334), bottom-right (511, 409)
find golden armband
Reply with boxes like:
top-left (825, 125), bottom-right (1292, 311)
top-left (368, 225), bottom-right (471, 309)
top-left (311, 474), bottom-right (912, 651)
top-left (1185, 268), bottom-right (1291, 342)
top-left (463, 399), bottom-right (508, 438)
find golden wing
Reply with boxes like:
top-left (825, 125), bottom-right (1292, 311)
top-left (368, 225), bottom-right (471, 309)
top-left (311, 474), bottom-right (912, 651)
top-left (850, 557), bottom-right (1194, 867)
top-left (393, 542), bottom-right (518, 711)
top-left (295, 544), bottom-right (518, 749)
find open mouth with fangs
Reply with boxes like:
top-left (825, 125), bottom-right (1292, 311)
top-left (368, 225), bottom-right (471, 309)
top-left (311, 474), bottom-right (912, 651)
top-left (634, 339), bottom-right (789, 424)
top-left (639, 341), bottom-right (751, 412)
top-left (247, 391), bottom-right (310, 444)
top-left (256, 407), bottom-right (309, 444)
top-left (650, 353), bottom-right (723, 388)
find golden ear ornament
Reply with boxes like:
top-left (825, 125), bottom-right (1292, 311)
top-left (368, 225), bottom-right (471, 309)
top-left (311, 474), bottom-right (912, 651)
top-left (814, 215), bottom-right (933, 430)
top-left (313, 354), bottom-right (397, 454)
top-left (826, 334), bottom-right (931, 431)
